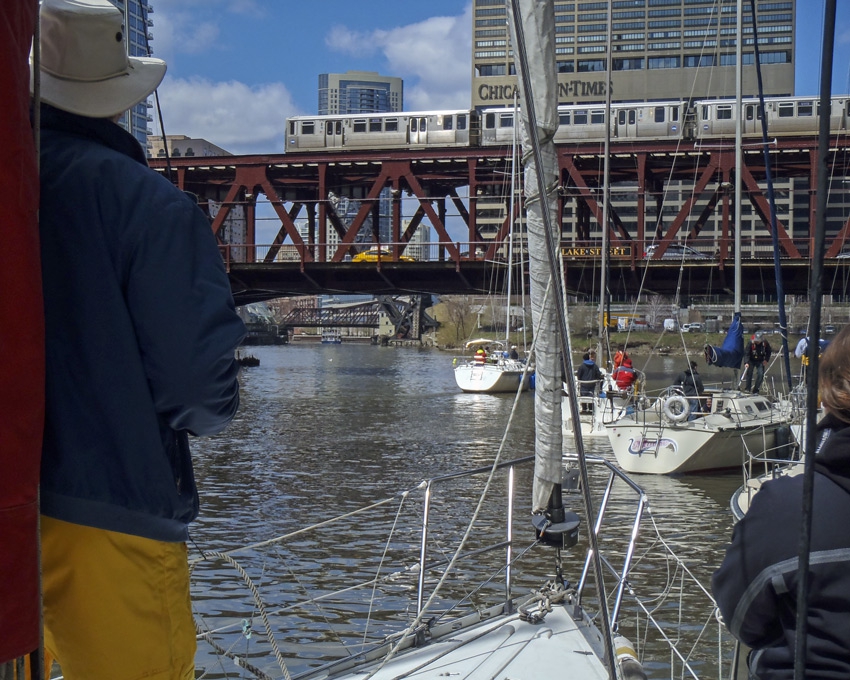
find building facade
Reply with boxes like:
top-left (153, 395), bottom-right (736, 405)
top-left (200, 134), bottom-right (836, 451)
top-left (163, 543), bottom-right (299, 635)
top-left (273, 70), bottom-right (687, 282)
top-left (109, 0), bottom-right (156, 147)
top-left (471, 0), bottom-right (795, 110)
top-left (318, 71), bottom-right (403, 115)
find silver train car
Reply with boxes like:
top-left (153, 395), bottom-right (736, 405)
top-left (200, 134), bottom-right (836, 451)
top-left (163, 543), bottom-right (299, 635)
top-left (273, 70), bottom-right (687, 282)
top-left (285, 110), bottom-right (475, 152)
top-left (284, 96), bottom-right (850, 153)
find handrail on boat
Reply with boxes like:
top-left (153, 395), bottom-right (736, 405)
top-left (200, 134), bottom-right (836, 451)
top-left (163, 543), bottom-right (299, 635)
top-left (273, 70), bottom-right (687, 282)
top-left (414, 454), bottom-right (647, 635)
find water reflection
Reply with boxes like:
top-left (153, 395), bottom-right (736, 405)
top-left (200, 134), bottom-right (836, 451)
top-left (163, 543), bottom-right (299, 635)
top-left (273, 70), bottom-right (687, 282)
top-left (190, 344), bottom-right (740, 678)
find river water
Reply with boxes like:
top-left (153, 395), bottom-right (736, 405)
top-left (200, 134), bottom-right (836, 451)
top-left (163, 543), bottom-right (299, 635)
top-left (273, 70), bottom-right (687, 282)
top-left (188, 343), bottom-right (756, 679)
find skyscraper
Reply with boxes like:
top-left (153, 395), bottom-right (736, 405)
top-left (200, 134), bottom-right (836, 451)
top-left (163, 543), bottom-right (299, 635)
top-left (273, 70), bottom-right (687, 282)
top-left (471, 0), bottom-right (795, 110)
top-left (109, 0), bottom-right (155, 147)
top-left (318, 71), bottom-right (403, 115)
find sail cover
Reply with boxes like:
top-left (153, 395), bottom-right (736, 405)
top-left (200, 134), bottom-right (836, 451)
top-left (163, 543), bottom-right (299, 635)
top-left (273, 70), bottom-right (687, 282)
top-left (704, 312), bottom-right (745, 369)
top-left (0, 0), bottom-right (44, 663)
top-left (507, 0), bottom-right (563, 513)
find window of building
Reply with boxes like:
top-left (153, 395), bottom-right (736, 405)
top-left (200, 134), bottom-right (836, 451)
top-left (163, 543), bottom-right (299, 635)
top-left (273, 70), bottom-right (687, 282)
top-left (649, 19), bottom-right (680, 28)
top-left (613, 0), bottom-right (646, 7)
top-left (578, 23), bottom-right (607, 32)
top-left (614, 21), bottom-right (645, 30)
top-left (577, 59), bottom-right (606, 71)
top-left (648, 30), bottom-right (679, 38)
top-left (613, 10), bottom-right (646, 19)
top-left (684, 54), bottom-right (716, 67)
top-left (579, 45), bottom-right (607, 53)
top-left (649, 41), bottom-right (680, 50)
top-left (475, 50), bottom-right (506, 58)
top-left (558, 60), bottom-right (576, 72)
top-left (578, 34), bottom-right (607, 42)
top-left (556, 24), bottom-right (576, 33)
top-left (619, 32), bottom-right (646, 40)
top-left (475, 40), bottom-right (506, 48)
top-left (648, 56), bottom-right (680, 68)
top-left (184, 148), bottom-right (195, 156)
top-left (613, 57), bottom-right (645, 70)
top-left (476, 63), bottom-right (507, 77)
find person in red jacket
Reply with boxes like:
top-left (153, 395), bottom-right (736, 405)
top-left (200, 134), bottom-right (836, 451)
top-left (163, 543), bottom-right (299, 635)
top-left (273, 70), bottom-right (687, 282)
top-left (612, 356), bottom-right (637, 391)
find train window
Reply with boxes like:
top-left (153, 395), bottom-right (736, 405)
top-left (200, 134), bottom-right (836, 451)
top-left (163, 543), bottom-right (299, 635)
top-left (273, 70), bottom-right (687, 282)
top-left (574, 110), bottom-right (588, 124)
top-left (559, 111), bottom-right (571, 125)
top-left (410, 118), bottom-right (417, 133)
top-left (334, 121), bottom-right (342, 135)
top-left (419, 118), bottom-right (427, 132)
top-left (500, 113), bottom-right (514, 128)
top-left (629, 110), bottom-right (636, 125)
top-left (385, 119), bottom-right (398, 132)
top-left (457, 114), bottom-right (467, 130)
top-left (369, 119), bottom-right (382, 132)
top-left (591, 110), bottom-right (604, 124)
top-left (485, 112), bottom-right (496, 129)
top-left (717, 105), bottom-right (733, 120)
top-left (443, 115), bottom-right (453, 131)
top-left (701, 105), bottom-right (709, 120)
top-left (778, 102), bottom-right (794, 117)
top-left (654, 107), bottom-right (665, 123)
top-left (671, 107), bottom-right (679, 121)
top-left (301, 121), bottom-right (315, 135)
top-left (798, 101), bottom-right (814, 117)
top-left (353, 120), bottom-right (367, 133)
top-left (618, 110), bottom-right (626, 125)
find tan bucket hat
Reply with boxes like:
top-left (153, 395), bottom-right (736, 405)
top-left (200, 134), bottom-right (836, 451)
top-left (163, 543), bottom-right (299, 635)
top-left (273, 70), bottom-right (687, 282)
top-left (33, 0), bottom-right (166, 118)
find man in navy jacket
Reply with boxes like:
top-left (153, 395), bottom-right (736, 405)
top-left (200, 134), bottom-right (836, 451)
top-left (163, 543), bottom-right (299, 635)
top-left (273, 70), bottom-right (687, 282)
top-left (34, 1), bottom-right (245, 677)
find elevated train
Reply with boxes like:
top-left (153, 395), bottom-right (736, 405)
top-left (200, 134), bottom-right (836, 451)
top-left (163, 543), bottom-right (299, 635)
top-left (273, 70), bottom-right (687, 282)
top-left (285, 95), bottom-right (850, 153)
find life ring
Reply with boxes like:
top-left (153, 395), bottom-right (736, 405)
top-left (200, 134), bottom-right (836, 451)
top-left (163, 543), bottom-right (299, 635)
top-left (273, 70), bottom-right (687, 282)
top-left (662, 395), bottom-right (690, 423)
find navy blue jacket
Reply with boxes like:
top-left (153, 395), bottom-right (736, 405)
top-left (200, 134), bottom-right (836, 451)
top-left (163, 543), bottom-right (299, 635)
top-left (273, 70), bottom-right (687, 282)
top-left (712, 413), bottom-right (850, 679)
top-left (38, 105), bottom-right (246, 542)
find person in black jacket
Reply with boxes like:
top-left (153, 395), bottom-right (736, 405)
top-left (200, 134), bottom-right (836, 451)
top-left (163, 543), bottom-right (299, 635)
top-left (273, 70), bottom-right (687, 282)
top-left (33, 1), bottom-right (245, 677)
top-left (712, 325), bottom-right (850, 679)
top-left (576, 352), bottom-right (603, 413)
top-left (744, 331), bottom-right (773, 394)
top-left (673, 360), bottom-right (704, 417)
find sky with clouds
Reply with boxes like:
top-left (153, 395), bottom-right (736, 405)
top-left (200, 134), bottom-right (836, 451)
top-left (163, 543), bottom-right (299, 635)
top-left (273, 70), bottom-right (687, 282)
top-left (148, 0), bottom-right (850, 156)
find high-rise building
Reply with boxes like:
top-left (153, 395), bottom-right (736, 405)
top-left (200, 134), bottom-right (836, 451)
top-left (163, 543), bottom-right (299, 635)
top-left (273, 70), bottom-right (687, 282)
top-left (471, 0), bottom-right (795, 110)
top-left (109, 0), bottom-right (156, 147)
top-left (318, 71), bottom-right (403, 115)
top-left (318, 71), bottom-right (404, 244)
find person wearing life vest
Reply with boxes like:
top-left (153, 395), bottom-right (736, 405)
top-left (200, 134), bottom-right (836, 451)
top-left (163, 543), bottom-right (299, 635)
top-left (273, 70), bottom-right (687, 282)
top-left (613, 347), bottom-right (628, 371)
top-left (744, 331), bottom-right (772, 394)
top-left (612, 356), bottom-right (637, 392)
top-left (474, 346), bottom-right (487, 365)
top-left (673, 360), bottom-right (705, 418)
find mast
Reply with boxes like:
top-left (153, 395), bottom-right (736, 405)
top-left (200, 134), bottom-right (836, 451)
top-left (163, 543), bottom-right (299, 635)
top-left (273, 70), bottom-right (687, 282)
top-left (734, 0), bottom-right (743, 313)
top-left (597, 0), bottom-right (613, 361)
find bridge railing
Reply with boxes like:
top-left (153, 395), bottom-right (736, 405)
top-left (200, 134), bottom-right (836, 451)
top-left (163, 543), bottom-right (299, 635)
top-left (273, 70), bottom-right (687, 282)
top-left (218, 237), bottom-right (840, 268)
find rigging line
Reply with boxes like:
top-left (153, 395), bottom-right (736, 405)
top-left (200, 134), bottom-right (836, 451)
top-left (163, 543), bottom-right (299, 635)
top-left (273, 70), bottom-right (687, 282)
top-left (359, 288), bottom-right (547, 680)
top-left (138, 1), bottom-right (173, 185)
top-left (748, 0), bottom-right (792, 393)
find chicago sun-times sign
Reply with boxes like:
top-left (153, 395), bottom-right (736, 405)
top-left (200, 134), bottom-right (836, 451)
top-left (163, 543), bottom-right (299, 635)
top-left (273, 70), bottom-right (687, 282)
top-left (477, 79), bottom-right (608, 105)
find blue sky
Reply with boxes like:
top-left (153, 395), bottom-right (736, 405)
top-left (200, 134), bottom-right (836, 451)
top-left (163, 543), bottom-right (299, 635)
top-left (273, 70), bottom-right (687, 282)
top-left (151, 1), bottom-right (850, 155)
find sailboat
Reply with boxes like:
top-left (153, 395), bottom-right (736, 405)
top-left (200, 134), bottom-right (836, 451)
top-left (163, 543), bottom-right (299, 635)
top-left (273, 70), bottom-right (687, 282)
top-left (604, 4), bottom-right (794, 475)
top-left (454, 99), bottom-right (531, 394)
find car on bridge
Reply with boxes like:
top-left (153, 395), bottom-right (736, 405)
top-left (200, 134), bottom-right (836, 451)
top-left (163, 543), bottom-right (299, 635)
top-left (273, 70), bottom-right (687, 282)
top-left (644, 244), bottom-right (710, 260)
top-left (352, 248), bottom-right (416, 263)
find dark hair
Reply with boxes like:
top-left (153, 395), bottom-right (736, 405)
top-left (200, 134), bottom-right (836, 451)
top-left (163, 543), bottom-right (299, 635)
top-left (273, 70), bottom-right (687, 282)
top-left (820, 326), bottom-right (850, 422)
top-left (689, 360), bottom-right (698, 370)
top-left (582, 352), bottom-right (590, 361)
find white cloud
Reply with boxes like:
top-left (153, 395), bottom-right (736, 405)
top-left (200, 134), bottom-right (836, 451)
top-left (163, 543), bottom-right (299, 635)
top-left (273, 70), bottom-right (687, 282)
top-left (326, 4), bottom-right (473, 111)
top-left (156, 77), bottom-right (303, 155)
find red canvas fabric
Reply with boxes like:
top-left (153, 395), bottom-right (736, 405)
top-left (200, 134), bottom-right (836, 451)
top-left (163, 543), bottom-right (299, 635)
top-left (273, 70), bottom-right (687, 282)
top-left (0, 0), bottom-right (44, 663)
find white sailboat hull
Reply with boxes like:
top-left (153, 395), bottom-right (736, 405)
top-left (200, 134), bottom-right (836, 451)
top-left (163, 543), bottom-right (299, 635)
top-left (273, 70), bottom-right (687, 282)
top-left (606, 391), bottom-right (792, 474)
top-left (455, 361), bottom-right (531, 393)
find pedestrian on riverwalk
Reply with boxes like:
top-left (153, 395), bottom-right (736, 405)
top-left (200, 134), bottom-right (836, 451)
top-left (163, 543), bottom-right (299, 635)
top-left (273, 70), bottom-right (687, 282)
top-left (713, 324), bottom-right (850, 679)
top-left (34, 1), bottom-right (246, 677)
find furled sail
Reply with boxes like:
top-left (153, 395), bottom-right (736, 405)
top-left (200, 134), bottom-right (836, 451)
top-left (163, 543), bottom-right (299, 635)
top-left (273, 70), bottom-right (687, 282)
top-left (704, 311), bottom-right (745, 369)
top-left (507, 0), bottom-right (563, 513)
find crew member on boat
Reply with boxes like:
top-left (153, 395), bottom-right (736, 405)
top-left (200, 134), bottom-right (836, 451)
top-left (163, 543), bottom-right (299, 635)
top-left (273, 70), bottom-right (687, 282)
top-left (474, 346), bottom-right (487, 365)
top-left (576, 352), bottom-right (603, 412)
top-left (795, 336), bottom-right (829, 382)
top-left (509, 345), bottom-right (519, 360)
top-left (613, 346), bottom-right (628, 371)
top-left (673, 360), bottom-right (704, 418)
top-left (744, 332), bottom-right (772, 394)
top-left (612, 356), bottom-right (637, 393)
top-left (713, 325), bottom-right (850, 679)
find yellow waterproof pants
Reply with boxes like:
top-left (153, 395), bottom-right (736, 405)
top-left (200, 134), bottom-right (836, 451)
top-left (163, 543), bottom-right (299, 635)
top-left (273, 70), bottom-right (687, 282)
top-left (40, 516), bottom-right (196, 680)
